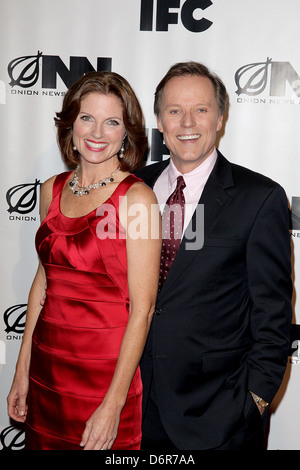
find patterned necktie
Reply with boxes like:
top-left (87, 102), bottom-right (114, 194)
top-left (159, 176), bottom-right (186, 289)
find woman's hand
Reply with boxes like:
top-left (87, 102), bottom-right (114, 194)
top-left (80, 399), bottom-right (122, 450)
top-left (7, 372), bottom-right (29, 423)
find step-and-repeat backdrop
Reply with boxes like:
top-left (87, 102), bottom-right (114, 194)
top-left (1, 0), bottom-right (300, 450)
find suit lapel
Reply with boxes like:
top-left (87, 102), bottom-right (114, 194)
top-left (158, 152), bottom-right (235, 301)
top-left (136, 159), bottom-right (170, 188)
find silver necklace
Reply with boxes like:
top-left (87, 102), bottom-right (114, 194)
top-left (69, 164), bottom-right (120, 197)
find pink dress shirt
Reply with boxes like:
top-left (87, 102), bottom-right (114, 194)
top-left (153, 148), bottom-right (218, 233)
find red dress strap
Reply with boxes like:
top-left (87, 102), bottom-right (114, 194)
top-left (108, 174), bottom-right (142, 208)
top-left (52, 171), bottom-right (72, 199)
top-left (44, 171), bottom-right (71, 219)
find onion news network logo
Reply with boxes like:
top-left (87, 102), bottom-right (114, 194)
top-left (6, 179), bottom-right (41, 221)
top-left (291, 197), bottom-right (300, 232)
top-left (0, 426), bottom-right (25, 451)
top-left (7, 51), bottom-right (112, 93)
top-left (235, 58), bottom-right (300, 104)
top-left (3, 304), bottom-right (27, 339)
top-left (290, 198), bottom-right (300, 365)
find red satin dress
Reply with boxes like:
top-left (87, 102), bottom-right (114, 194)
top-left (25, 172), bottom-right (143, 450)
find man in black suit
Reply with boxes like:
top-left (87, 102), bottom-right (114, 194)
top-left (136, 62), bottom-right (292, 450)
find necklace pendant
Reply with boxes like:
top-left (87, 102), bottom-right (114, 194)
top-left (69, 164), bottom-right (120, 197)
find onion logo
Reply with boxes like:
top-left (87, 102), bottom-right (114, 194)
top-left (0, 426), bottom-right (25, 450)
top-left (235, 57), bottom-right (272, 96)
top-left (6, 179), bottom-right (41, 214)
top-left (8, 51), bottom-right (43, 88)
top-left (4, 304), bottom-right (27, 334)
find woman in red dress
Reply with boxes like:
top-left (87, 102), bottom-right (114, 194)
top-left (7, 72), bottom-right (161, 450)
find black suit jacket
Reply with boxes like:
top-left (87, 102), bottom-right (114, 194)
top-left (135, 150), bottom-right (292, 449)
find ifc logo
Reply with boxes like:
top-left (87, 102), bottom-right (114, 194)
top-left (140, 0), bottom-right (213, 32)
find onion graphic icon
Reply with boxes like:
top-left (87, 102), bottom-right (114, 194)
top-left (4, 304), bottom-right (27, 334)
top-left (8, 51), bottom-right (43, 88)
top-left (235, 58), bottom-right (272, 96)
top-left (6, 179), bottom-right (41, 214)
top-left (0, 426), bottom-right (25, 450)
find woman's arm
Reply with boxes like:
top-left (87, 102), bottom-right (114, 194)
top-left (7, 176), bottom-right (55, 422)
top-left (81, 182), bottom-right (161, 450)
top-left (7, 261), bottom-right (46, 422)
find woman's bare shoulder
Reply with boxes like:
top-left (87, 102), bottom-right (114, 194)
top-left (40, 175), bottom-right (57, 221)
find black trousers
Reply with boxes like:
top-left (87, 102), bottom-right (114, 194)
top-left (141, 379), bottom-right (177, 451)
top-left (141, 377), bottom-right (266, 451)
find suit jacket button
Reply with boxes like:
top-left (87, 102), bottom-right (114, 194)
top-left (154, 308), bottom-right (161, 315)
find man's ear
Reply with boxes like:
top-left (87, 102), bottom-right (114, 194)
top-left (157, 116), bottom-right (163, 133)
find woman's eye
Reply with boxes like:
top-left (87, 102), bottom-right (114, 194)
top-left (107, 119), bottom-right (119, 126)
top-left (80, 115), bottom-right (92, 122)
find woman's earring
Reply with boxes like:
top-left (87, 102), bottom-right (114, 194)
top-left (73, 145), bottom-right (77, 151)
top-left (119, 140), bottom-right (125, 159)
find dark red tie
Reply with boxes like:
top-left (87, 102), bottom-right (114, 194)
top-left (159, 176), bottom-right (186, 289)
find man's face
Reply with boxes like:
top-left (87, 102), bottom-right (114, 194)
top-left (157, 75), bottom-right (223, 173)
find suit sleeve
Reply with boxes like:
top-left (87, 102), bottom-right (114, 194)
top-left (246, 184), bottom-right (293, 403)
